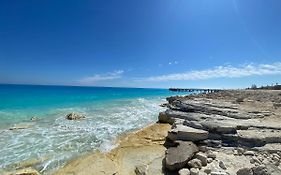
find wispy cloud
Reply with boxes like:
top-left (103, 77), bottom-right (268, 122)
top-left (143, 62), bottom-right (281, 81)
top-left (79, 70), bottom-right (124, 84)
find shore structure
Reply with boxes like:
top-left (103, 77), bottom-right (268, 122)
top-left (7, 90), bottom-right (281, 175)
top-left (169, 88), bottom-right (221, 93)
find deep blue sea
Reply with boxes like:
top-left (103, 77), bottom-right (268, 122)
top-left (0, 84), bottom-right (185, 174)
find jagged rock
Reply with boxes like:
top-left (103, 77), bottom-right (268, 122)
top-left (179, 168), bottom-right (191, 175)
top-left (190, 168), bottom-right (199, 175)
top-left (236, 168), bottom-right (253, 175)
top-left (158, 111), bottom-right (175, 124)
top-left (194, 152), bottom-right (208, 166)
top-left (251, 165), bottom-right (270, 175)
top-left (204, 168), bottom-right (212, 174)
top-left (219, 161), bottom-right (227, 170)
top-left (65, 112), bottom-right (85, 120)
top-left (207, 158), bottom-right (213, 163)
top-left (237, 148), bottom-right (244, 155)
top-left (135, 164), bottom-right (148, 175)
top-left (165, 141), bottom-right (198, 171)
top-left (188, 158), bottom-right (202, 169)
top-left (167, 125), bottom-right (208, 141)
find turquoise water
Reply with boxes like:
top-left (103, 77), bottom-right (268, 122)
top-left (0, 84), bottom-right (184, 174)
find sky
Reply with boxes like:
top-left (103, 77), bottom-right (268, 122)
top-left (0, 0), bottom-right (281, 88)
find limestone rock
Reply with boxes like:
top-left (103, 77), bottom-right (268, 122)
top-left (251, 165), bottom-right (270, 175)
top-left (158, 111), bottom-right (175, 124)
top-left (188, 158), bottom-right (202, 169)
top-left (179, 168), bottom-right (191, 175)
top-left (184, 120), bottom-right (204, 130)
top-left (167, 125), bottom-right (208, 141)
top-left (210, 172), bottom-right (228, 175)
top-left (219, 161), bottom-right (227, 170)
top-left (207, 151), bottom-right (216, 159)
top-left (190, 168), bottom-right (199, 175)
top-left (200, 120), bottom-right (237, 134)
top-left (236, 167), bottom-right (253, 175)
top-left (204, 168), bottom-right (212, 174)
top-left (194, 152), bottom-right (208, 166)
top-left (65, 112), bottom-right (85, 120)
top-left (244, 151), bottom-right (255, 156)
top-left (237, 148), bottom-right (244, 155)
top-left (207, 158), bottom-right (213, 163)
top-left (165, 141), bottom-right (198, 171)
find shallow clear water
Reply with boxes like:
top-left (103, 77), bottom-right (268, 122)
top-left (0, 84), bottom-right (185, 173)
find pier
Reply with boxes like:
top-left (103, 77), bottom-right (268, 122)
top-left (169, 88), bottom-right (221, 93)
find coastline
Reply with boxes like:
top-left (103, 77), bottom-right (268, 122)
top-left (6, 89), bottom-right (281, 175)
top-left (55, 89), bottom-right (281, 175)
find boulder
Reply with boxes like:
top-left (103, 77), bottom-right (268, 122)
top-left (244, 151), bottom-right (255, 156)
top-left (65, 113), bottom-right (85, 120)
top-left (251, 165), bottom-right (270, 175)
top-left (236, 168), bottom-right (253, 175)
top-left (190, 168), bottom-right (199, 175)
top-left (188, 158), bottom-right (202, 169)
top-left (219, 161), bottom-right (227, 170)
top-left (167, 125), bottom-right (208, 141)
top-left (207, 151), bottom-right (216, 159)
top-left (179, 168), bottom-right (191, 175)
top-left (194, 152), bottom-right (208, 166)
top-left (165, 141), bottom-right (198, 171)
top-left (158, 111), bottom-right (175, 124)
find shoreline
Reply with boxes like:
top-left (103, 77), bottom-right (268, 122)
top-left (6, 89), bottom-right (281, 175)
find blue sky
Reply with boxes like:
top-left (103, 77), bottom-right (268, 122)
top-left (0, 0), bottom-right (281, 88)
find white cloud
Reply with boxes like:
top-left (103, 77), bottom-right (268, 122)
top-left (79, 70), bottom-right (124, 84)
top-left (143, 62), bottom-right (281, 81)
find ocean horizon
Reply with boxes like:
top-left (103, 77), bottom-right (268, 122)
top-left (0, 84), bottom-right (185, 173)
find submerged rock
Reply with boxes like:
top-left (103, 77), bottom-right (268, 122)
top-left (65, 112), bottom-right (85, 120)
top-left (165, 141), bottom-right (198, 171)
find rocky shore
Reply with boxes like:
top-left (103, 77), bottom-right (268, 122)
top-left (6, 90), bottom-right (281, 175)
top-left (160, 90), bottom-right (281, 175)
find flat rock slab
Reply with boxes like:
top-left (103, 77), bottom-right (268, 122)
top-left (168, 125), bottom-right (209, 141)
top-left (238, 129), bottom-right (281, 146)
top-left (200, 120), bottom-right (237, 134)
top-left (165, 141), bottom-right (198, 171)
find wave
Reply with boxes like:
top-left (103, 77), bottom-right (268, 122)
top-left (0, 96), bottom-right (166, 174)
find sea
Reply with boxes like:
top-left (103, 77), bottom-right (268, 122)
top-left (0, 84), bottom-right (187, 174)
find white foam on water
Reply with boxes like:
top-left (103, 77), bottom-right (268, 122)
top-left (0, 96), bottom-right (167, 174)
